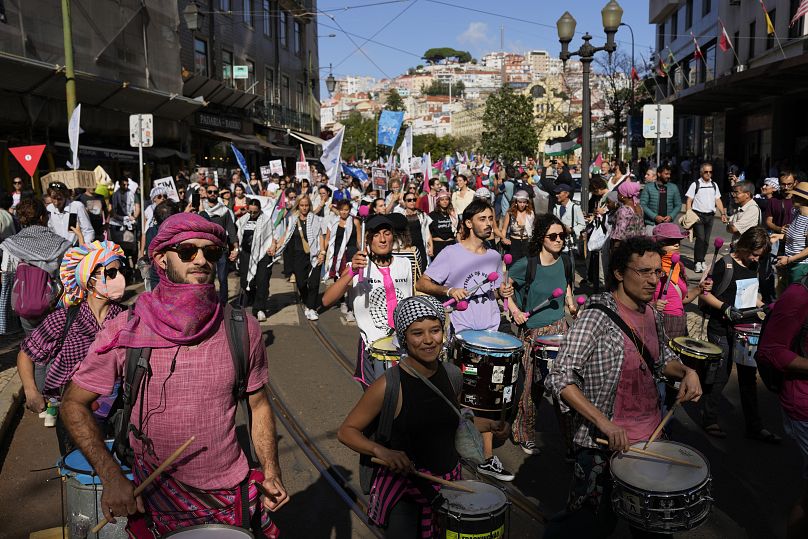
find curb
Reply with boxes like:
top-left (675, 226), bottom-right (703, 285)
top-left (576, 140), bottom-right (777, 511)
top-left (0, 369), bottom-right (23, 447)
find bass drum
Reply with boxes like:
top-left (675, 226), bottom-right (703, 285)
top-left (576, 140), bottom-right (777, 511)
top-left (436, 480), bottom-right (509, 538)
top-left (452, 330), bottom-right (524, 412)
top-left (668, 337), bottom-right (723, 387)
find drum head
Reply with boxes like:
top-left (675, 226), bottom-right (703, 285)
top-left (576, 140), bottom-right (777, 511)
top-left (670, 337), bottom-right (722, 358)
top-left (734, 323), bottom-right (762, 335)
top-left (534, 334), bottom-right (564, 347)
top-left (59, 440), bottom-right (132, 484)
top-left (370, 335), bottom-right (397, 353)
top-left (440, 481), bottom-right (507, 515)
top-left (456, 330), bottom-right (523, 356)
top-left (610, 441), bottom-right (709, 493)
top-left (163, 525), bottom-right (254, 537)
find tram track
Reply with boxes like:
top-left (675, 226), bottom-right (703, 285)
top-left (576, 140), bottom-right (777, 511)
top-left (304, 307), bottom-right (549, 527)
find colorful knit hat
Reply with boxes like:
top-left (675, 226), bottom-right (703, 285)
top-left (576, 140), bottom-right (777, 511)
top-left (60, 240), bottom-right (125, 306)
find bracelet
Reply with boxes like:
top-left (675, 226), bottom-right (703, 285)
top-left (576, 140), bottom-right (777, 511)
top-left (447, 287), bottom-right (453, 296)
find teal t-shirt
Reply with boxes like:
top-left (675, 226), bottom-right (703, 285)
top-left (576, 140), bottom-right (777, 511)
top-left (510, 255), bottom-right (567, 329)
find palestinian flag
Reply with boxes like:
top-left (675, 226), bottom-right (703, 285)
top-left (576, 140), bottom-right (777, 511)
top-left (544, 128), bottom-right (582, 156)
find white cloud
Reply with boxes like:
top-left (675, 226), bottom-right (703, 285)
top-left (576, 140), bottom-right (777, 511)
top-left (458, 22), bottom-right (493, 48)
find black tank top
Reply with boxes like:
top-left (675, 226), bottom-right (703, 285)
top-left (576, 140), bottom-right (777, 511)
top-left (389, 364), bottom-right (459, 475)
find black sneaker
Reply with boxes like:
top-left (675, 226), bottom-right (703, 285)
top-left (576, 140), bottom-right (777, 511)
top-left (476, 456), bottom-right (515, 481)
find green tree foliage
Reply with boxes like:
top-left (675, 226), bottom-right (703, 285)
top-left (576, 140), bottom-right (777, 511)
top-left (422, 80), bottom-right (466, 97)
top-left (481, 87), bottom-right (538, 161)
top-left (412, 134), bottom-right (476, 158)
top-left (341, 111), bottom-right (377, 161)
top-left (384, 89), bottom-right (405, 111)
top-left (595, 52), bottom-right (653, 155)
top-left (423, 48), bottom-right (472, 64)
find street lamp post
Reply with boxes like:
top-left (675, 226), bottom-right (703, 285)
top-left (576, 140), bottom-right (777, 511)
top-left (556, 0), bottom-right (623, 198)
top-left (620, 21), bottom-right (636, 165)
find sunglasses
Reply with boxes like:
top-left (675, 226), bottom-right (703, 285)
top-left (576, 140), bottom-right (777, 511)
top-left (167, 243), bottom-right (224, 263)
top-left (405, 198), bottom-right (417, 202)
top-left (13, 180), bottom-right (22, 185)
top-left (206, 190), bottom-right (219, 195)
top-left (93, 267), bottom-right (124, 280)
top-left (545, 232), bottom-right (568, 242)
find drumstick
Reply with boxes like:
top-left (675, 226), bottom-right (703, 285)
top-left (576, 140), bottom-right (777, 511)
top-left (371, 457), bottom-right (476, 492)
top-left (443, 272), bottom-right (499, 307)
top-left (525, 288), bottom-right (564, 319)
top-left (661, 252), bottom-right (681, 296)
top-left (92, 436), bottom-right (196, 533)
top-left (644, 401), bottom-right (679, 450)
top-left (502, 254), bottom-right (513, 311)
top-left (703, 237), bottom-right (724, 295)
top-left (357, 205), bottom-right (370, 283)
top-left (594, 438), bottom-right (701, 468)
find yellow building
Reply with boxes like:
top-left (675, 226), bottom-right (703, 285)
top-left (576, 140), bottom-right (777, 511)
top-left (521, 80), bottom-right (577, 154)
top-left (452, 106), bottom-right (485, 146)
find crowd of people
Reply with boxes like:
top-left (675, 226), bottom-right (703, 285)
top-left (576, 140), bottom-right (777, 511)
top-left (0, 152), bottom-right (807, 538)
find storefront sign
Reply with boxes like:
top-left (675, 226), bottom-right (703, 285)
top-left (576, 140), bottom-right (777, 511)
top-left (196, 112), bottom-right (243, 132)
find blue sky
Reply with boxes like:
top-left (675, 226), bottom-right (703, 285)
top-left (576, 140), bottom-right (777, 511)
top-left (316, 0), bottom-right (656, 83)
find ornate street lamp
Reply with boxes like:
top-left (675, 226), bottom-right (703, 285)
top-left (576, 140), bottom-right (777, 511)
top-left (183, 1), bottom-right (204, 32)
top-left (325, 64), bottom-right (336, 95)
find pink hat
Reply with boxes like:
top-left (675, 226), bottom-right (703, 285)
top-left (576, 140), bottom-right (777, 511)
top-left (653, 222), bottom-right (688, 241)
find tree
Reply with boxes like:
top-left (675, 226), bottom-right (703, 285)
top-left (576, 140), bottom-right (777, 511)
top-left (385, 89), bottom-right (405, 111)
top-left (422, 80), bottom-right (465, 97)
top-left (340, 111), bottom-right (377, 161)
top-left (481, 87), bottom-right (538, 162)
top-left (423, 47), bottom-right (472, 64)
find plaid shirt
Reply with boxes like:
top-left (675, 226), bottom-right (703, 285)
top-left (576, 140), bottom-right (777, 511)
top-left (544, 292), bottom-right (680, 449)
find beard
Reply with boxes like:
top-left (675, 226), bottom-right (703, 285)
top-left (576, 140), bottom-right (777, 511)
top-left (165, 257), bottom-right (214, 285)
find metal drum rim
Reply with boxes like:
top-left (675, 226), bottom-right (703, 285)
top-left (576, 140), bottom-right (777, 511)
top-left (609, 440), bottom-right (711, 491)
top-left (162, 524), bottom-right (255, 537)
top-left (455, 330), bottom-right (524, 354)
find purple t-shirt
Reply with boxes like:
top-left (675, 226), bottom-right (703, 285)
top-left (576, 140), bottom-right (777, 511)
top-left (425, 242), bottom-right (503, 332)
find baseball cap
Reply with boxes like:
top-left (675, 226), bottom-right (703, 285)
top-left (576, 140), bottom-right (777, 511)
top-left (475, 187), bottom-right (492, 199)
top-left (652, 223), bottom-right (688, 241)
top-left (366, 214), bottom-right (394, 232)
top-left (553, 184), bottom-right (572, 193)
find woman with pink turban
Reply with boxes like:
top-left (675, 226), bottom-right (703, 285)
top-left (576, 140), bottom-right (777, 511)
top-left (16, 240), bottom-right (126, 451)
top-left (610, 181), bottom-right (646, 249)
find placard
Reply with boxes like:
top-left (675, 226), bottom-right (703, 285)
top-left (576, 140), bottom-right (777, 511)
top-left (410, 157), bottom-right (422, 174)
top-left (260, 165), bottom-right (271, 183)
top-left (372, 167), bottom-right (388, 191)
top-left (269, 159), bottom-right (284, 176)
top-left (40, 170), bottom-right (95, 192)
top-left (295, 161), bottom-right (311, 181)
top-left (153, 176), bottom-right (180, 202)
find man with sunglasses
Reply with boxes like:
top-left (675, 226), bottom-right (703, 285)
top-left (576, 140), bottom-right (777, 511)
top-left (47, 181), bottom-right (95, 246)
top-left (10, 176), bottom-right (24, 213)
top-left (201, 185), bottom-right (239, 303)
top-left (62, 213), bottom-right (288, 536)
top-left (685, 162), bottom-right (726, 273)
top-left (544, 237), bottom-right (702, 537)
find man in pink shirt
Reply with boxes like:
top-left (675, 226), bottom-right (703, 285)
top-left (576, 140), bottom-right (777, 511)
top-left (61, 214), bottom-right (288, 537)
top-left (758, 276), bottom-right (808, 539)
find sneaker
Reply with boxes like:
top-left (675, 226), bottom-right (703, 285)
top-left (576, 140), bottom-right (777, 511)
top-left (38, 411), bottom-right (48, 419)
top-left (289, 274), bottom-right (296, 283)
top-left (256, 311), bottom-right (267, 322)
top-left (476, 456), bottom-right (515, 481)
top-left (44, 413), bottom-right (57, 428)
top-left (340, 302), bottom-right (349, 314)
top-left (519, 440), bottom-right (541, 455)
top-left (345, 311), bottom-right (355, 322)
top-left (309, 309), bottom-right (319, 321)
top-left (694, 262), bottom-right (703, 273)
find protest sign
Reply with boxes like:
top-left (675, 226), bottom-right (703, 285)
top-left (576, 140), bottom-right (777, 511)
top-left (260, 165), bottom-right (271, 183)
top-left (154, 176), bottom-right (180, 202)
top-left (372, 167), bottom-right (388, 192)
top-left (295, 161), bottom-right (311, 181)
top-left (269, 159), bottom-right (283, 176)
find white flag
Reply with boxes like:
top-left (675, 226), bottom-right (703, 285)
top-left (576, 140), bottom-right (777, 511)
top-left (320, 127), bottom-right (345, 189)
top-left (66, 104), bottom-right (81, 170)
top-left (397, 126), bottom-right (413, 174)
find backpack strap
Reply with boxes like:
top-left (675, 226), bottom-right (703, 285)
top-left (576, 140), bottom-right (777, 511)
top-left (561, 253), bottom-right (573, 289)
top-left (47, 305), bottom-right (82, 372)
top-left (588, 303), bottom-right (659, 375)
top-left (376, 365), bottom-right (401, 444)
top-left (523, 256), bottom-right (539, 311)
top-left (222, 304), bottom-right (257, 466)
top-left (443, 362), bottom-right (463, 397)
top-left (712, 255), bottom-right (735, 298)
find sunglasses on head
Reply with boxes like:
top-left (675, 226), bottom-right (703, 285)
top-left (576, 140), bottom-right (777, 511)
top-left (167, 243), bottom-right (224, 263)
top-left (545, 232), bottom-right (568, 242)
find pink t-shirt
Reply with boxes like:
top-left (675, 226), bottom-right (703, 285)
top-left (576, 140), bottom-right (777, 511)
top-left (71, 312), bottom-right (268, 490)
top-left (612, 303), bottom-right (661, 444)
top-left (654, 263), bottom-right (688, 316)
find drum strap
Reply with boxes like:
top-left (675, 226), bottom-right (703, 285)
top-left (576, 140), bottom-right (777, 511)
top-left (588, 304), bottom-right (658, 374)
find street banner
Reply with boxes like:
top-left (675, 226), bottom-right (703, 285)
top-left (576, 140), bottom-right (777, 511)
top-left (320, 127), bottom-right (345, 188)
top-left (295, 161), bottom-right (311, 181)
top-left (342, 164), bottom-right (368, 182)
top-left (544, 128), bottom-right (582, 156)
top-left (372, 167), bottom-right (388, 191)
top-left (269, 159), bottom-right (283, 176)
top-left (250, 194), bottom-right (274, 214)
top-left (10, 144), bottom-right (46, 178)
top-left (377, 110), bottom-right (405, 147)
top-left (154, 176), bottom-right (180, 202)
top-left (230, 143), bottom-right (250, 184)
top-left (397, 126), bottom-right (412, 174)
top-left (67, 104), bottom-right (81, 170)
top-left (260, 165), bottom-right (271, 183)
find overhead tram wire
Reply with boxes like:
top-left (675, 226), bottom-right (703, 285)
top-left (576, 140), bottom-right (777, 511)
top-left (320, 0), bottom-right (412, 12)
top-left (319, 10), bottom-right (393, 79)
top-left (318, 22), bottom-right (424, 59)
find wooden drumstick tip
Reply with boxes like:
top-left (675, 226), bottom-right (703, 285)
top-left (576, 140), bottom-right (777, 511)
top-left (370, 457), bottom-right (475, 492)
top-left (595, 437), bottom-right (701, 468)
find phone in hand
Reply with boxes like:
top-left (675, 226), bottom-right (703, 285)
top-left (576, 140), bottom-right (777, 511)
top-left (68, 212), bottom-right (78, 230)
top-left (192, 191), bottom-right (201, 211)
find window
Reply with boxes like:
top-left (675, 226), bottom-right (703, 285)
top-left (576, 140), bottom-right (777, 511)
top-left (193, 38), bottom-right (208, 77)
top-left (220, 0), bottom-right (230, 10)
top-left (281, 74), bottom-right (290, 105)
top-left (671, 10), bottom-right (678, 38)
top-left (296, 81), bottom-right (305, 112)
top-left (657, 24), bottom-right (665, 51)
top-left (265, 68), bottom-right (274, 103)
top-left (766, 9), bottom-right (776, 49)
top-left (246, 60), bottom-right (255, 92)
top-left (790, 0), bottom-right (805, 38)
top-left (294, 21), bottom-right (303, 55)
top-left (702, 0), bottom-right (711, 17)
top-left (262, 0), bottom-right (271, 36)
top-left (703, 44), bottom-right (715, 82)
top-left (685, 0), bottom-right (693, 30)
top-left (748, 20), bottom-right (756, 60)
top-left (222, 49), bottom-right (233, 86)
top-left (243, 0), bottom-right (253, 27)
top-left (279, 11), bottom-right (288, 48)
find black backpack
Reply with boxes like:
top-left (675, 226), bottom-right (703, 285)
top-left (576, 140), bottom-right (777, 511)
top-left (111, 304), bottom-right (255, 467)
top-left (698, 255), bottom-right (734, 314)
top-left (756, 276), bottom-right (808, 393)
top-left (520, 254), bottom-right (573, 311)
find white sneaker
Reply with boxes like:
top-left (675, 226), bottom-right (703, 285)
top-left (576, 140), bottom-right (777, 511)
top-left (339, 302), bottom-right (349, 314)
top-left (44, 413), bottom-right (56, 428)
top-left (695, 262), bottom-right (703, 273)
top-left (38, 411), bottom-right (47, 419)
top-left (256, 311), bottom-right (267, 322)
top-left (345, 311), bottom-right (355, 322)
top-left (305, 309), bottom-right (319, 321)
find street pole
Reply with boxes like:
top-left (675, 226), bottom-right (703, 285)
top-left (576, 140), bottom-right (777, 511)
top-left (621, 22), bottom-right (636, 165)
top-left (60, 0), bottom-right (76, 121)
top-left (655, 105), bottom-right (661, 169)
top-left (581, 57), bottom-right (592, 197)
top-left (138, 115), bottom-right (146, 240)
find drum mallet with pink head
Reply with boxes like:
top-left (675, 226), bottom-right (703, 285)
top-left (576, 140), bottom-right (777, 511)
top-left (703, 237), bottom-right (724, 295)
top-left (662, 252), bottom-right (681, 296)
top-left (443, 272), bottom-right (499, 307)
top-left (525, 288), bottom-right (564, 318)
top-left (356, 205), bottom-right (371, 282)
top-left (502, 254), bottom-right (513, 311)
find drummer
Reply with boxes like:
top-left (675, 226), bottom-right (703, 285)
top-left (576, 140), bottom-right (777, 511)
top-left (322, 214), bottom-right (413, 389)
top-left (507, 214), bottom-right (578, 456)
top-left (338, 296), bottom-right (509, 537)
top-left (697, 226), bottom-right (781, 443)
top-left (544, 237), bottom-right (702, 538)
top-left (417, 198), bottom-right (516, 481)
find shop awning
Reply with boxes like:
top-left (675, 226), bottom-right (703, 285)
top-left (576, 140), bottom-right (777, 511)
top-left (287, 129), bottom-right (326, 146)
top-left (183, 74), bottom-right (262, 110)
top-left (0, 51), bottom-right (204, 121)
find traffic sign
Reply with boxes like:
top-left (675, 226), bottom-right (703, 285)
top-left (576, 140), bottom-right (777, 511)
top-left (129, 114), bottom-right (154, 147)
top-left (642, 105), bottom-right (674, 139)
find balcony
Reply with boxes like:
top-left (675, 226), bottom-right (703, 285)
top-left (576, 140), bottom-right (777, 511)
top-left (253, 103), bottom-right (314, 133)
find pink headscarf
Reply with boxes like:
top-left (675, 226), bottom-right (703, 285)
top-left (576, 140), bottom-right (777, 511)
top-left (99, 214), bottom-right (227, 351)
top-left (617, 181), bottom-right (641, 205)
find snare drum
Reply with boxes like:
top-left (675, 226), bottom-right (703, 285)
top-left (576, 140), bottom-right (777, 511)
top-left (452, 330), bottom-right (524, 412)
top-left (668, 337), bottom-right (723, 386)
top-left (436, 480), bottom-right (509, 539)
top-left (163, 525), bottom-right (254, 537)
top-left (59, 440), bottom-right (132, 539)
top-left (733, 323), bottom-right (762, 368)
top-left (610, 441), bottom-right (712, 533)
top-left (530, 334), bottom-right (564, 381)
top-left (368, 335), bottom-right (400, 363)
